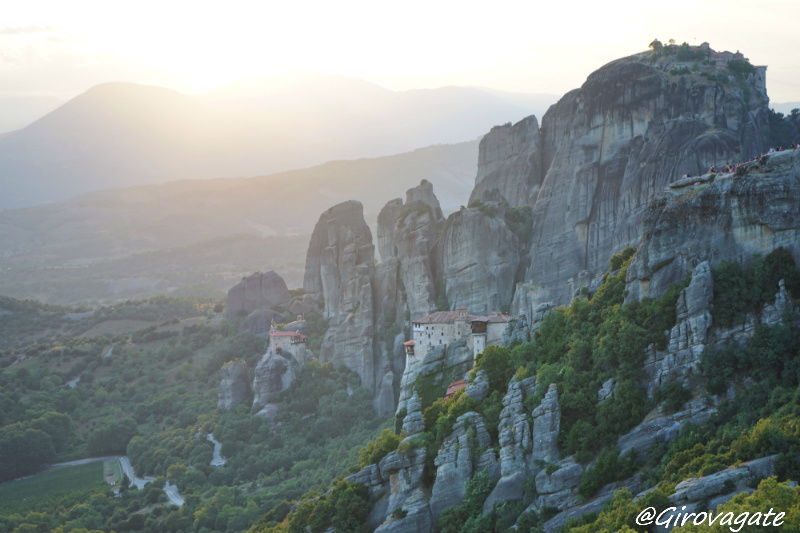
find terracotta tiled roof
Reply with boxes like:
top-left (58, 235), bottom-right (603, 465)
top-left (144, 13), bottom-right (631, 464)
top-left (270, 331), bottom-right (307, 339)
top-left (445, 379), bottom-right (467, 397)
top-left (413, 311), bottom-right (510, 325)
top-left (403, 340), bottom-right (414, 346)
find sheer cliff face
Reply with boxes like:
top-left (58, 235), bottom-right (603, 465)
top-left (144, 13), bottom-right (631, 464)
top-left (376, 180), bottom-right (445, 319)
top-left (466, 54), bottom-right (771, 312)
top-left (434, 208), bottom-right (521, 313)
top-left (626, 150), bottom-right (800, 301)
top-left (303, 200), bottom-right (374, 319)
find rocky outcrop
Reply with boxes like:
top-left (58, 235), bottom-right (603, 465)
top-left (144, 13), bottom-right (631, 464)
top-left (534, 458), bottom-right (583, 510)
top-left (376, 180), bottom-right (445, 319)
top-left (252, 351), bottom-right (297, 408)
top-left (348, 405), bottom-right (432, 533)
top-left (303, 201), bottom-right (379, 392)
top-left (373, 372), bottom-right (396, 418)
top-left (303, 200), bottom-right (374, 317)
top-left (225, 271), bottom-right (290, 321)
top-left (429, 412), bottom-right (492, 520)
top-left (237, 308), bottom-right (283, 337)
top-left (626, 150), bottom-right (800, 302)
top-left (669, 455), bottom-right (777, 505)
top-left (540, 474), bottom-right (644, 532)
top-left (643, 262), bottom-right (713, 395)
top-left (464, 369), bottom-right (489, 402)
top-left (217, 360), bottom-right (250, 410)
top-left (469, 117), bottom-right (543, 207)
top-left (617, 398), bottom-right (716, 459)
top-left (531, 384), bottom-right (560, 464)
top-left (396, 340), bottom-right (472, 416)
top-left (483, 376), bottom-right (538, 513)
top-left (401, 392), bottom-right (425, 437)
top-left (456, 52), bottom-right (773, 313)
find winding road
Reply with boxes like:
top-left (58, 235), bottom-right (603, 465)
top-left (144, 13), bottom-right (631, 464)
top-left (207, 434), bottom-right (227, 467)
top-left (51, 456), bottom-right (184, 506)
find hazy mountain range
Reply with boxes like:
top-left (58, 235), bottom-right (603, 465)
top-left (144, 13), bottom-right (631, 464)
top-left (0, 140), bottom-right (478, 303)
top-left (0, 70), bottom-right (557, 210)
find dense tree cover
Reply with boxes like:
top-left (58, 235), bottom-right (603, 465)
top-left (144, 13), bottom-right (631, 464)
top-left (711, 247), bottom-right (800, 327)
top-left (1, 289), bottom-right (387, 533)
top-left (249, 480), bottom-right (372, 533)
top-left (501, 247), bottom-right (683, 459)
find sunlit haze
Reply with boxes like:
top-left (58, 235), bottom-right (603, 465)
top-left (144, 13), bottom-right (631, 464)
top-left (3, 0), bottom-right (799, 102)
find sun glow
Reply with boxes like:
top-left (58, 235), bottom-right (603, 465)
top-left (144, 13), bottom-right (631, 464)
top-left (2, 0), bottom-right (799, 99)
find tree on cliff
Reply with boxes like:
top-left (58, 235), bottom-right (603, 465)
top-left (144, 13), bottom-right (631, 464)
top-left (649, 39), bottom-right (663, 54)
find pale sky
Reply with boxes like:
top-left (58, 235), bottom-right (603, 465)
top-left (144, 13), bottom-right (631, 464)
top-left (2, 0), bottom-right (799, 103)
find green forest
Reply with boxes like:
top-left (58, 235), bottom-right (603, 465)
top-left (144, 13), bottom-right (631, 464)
top-left (3, 248), bottom-right (800, 533)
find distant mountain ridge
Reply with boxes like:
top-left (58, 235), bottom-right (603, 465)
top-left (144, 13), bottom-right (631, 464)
top-left (0, 140), bottom-right (478, 303)
top-left (0, 72), bottom-right (555, 209)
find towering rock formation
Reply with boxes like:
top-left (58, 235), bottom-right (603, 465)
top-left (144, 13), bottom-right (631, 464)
top-left (376, 179), bottom-right (445, 319)
top-left (469, 116), bottom-right (543, 206)
top-left (252, 351), bottom-right (297, 408)
top-left (460, 50), bottom-right (771, 316)
top-left (303, 200), bottom-right (379, 391)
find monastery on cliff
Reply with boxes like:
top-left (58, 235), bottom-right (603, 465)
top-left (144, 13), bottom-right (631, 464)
top-left (403, 306), bottom-right (510, 363)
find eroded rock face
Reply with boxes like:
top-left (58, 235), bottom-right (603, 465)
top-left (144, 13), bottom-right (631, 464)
top-left (401, 392), bottom-right (425, 438)
top-left (376, 180), bottom-right (445, 319)
top-left (374, 371), bottom-right (396, 418)
top-left (303, 200), bottom-right (379, 391)
top-left (225, 271), bottom-right (290, 320)
top-left (252, 351), bottom-right (296, 408)
top-left (396, 340), bottom-right (472, 416)
top-left (429, 412), bottom-right (492, 521)
top-left (459, 53), bottom-right (772, 313)
top-left (435, 207), bottom-right (522, 314)
top-left (617, 398), bottom-right (716, 459)
top-left (626, 150), bottom-right (800, 302)
top-left (217, 360), bottom-right (249, 410)
top-left (470, 116), bottom-right (543, 207)
top-left (643, 262), bottom-right (713, 395)
top-left (483, 376), bottom-right (538, 513)
top-left (532, 384), bottom-right (560, 464)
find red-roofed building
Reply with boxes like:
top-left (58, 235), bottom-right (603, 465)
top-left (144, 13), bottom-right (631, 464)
top-left (445, 379), bottom-right (467, 398)
top-left (268, 323), bottom-right (308, 360)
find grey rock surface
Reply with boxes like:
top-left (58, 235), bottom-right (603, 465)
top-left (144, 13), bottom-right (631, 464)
top-left (237, 308), bottom-right (283, 337)
top-left (225, 271), bottom-right (290, 320)
top-left (303, 200), bottom-right (379, 392)
top-left (483, 376), bottom-right (538, 513)
top-left (466, 53), bottom-right (771, 313)
top-left (435, 206), bottom-right (522, 314)
top-left (217, 360), bottom-right (250, 410)
top-left (373, 371), bottom-right (396, 418)
top-left (464, 369), bottom-right (490, 402)
top-left (668, 455), bottom-right (777, 505)
top-left (252, 351), bottom-right (296, 408)
top-left (617, 398), bottom-right (716, 459)
top-left (532, 383), bottom-right (560, 464)
top-left (376, 180), bottom-right (445, 319)
top-left (626, 150), bottom-right (800, 302)
top-left (430, 412), bottom-right (492, 520)
top-left (402, 392), bottom-right (425, 438)
top-left (643, 262), bottom-right (713, 395)
top-left (534, 459), bottom-right (582, 495)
